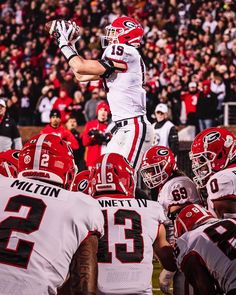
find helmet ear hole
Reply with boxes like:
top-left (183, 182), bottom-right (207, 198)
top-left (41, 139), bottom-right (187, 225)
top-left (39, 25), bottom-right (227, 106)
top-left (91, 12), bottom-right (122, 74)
top-left (217, 152), bottom-right (223, 159)
top-left (113, 167), bottom-right (119, 176)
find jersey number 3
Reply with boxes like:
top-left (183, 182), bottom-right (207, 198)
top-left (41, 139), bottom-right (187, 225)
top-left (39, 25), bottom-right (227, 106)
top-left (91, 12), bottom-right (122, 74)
top-left (0, 195), bottom-right (46, 268)
top-left (98, 209), bottom-right (144, 263)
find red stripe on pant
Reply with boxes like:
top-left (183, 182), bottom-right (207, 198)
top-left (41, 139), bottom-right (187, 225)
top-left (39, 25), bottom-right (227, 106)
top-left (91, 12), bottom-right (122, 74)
top-left (128, 117), bottom-right (139, 163)
top-left (184, 278), bottom-right (190, 295)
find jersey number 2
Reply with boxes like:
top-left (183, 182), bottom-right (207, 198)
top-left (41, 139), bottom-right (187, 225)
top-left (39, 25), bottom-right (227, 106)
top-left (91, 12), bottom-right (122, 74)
top-left (0, 195), bottom-right (46, 268)
top-left (98, 209), bottom-right (144, 263)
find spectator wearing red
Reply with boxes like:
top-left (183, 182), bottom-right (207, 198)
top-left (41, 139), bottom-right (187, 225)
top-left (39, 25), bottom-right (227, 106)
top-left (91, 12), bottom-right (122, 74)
top-left (181, 82), bottom-right (200, 133)
top-left (82, 102), bottom-right (111, 169)
top-left (40, 109), bottom-right (78, 150)
top-left (52, 88), bottom-right (73, 124)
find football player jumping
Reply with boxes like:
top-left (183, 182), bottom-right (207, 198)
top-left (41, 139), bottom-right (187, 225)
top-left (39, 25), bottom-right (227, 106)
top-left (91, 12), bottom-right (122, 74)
top-left (89, 153), bottom-right (176, 295)
top-left (49, 17), bottom-right (153, 172)
top-left (190, 127), bottom-right (236, 219)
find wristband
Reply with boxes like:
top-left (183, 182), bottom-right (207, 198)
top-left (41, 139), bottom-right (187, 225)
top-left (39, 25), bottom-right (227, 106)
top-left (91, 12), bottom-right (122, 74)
top-left (61, 45), bottom-right (77, 62)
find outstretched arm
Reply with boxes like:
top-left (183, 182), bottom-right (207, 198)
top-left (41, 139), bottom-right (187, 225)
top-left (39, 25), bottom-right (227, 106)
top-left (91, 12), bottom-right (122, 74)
top-left (153, 224), bottom-right (177, 272)
top-left (70, 234), bottom-right (99, 295)
top-left (73, 71), bottom-right (100, 82)
top-left (53, 21), bottom-right (126, 81)
top-left (69, 55), bottom-right (126, 79)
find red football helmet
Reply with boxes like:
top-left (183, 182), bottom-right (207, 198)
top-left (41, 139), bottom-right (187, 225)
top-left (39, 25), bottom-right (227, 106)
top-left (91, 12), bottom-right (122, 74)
top-left (190, 127), bottom-right (236, 188)
top-left (18, 134), bottom-right (77, 189)
top-left (101, 16), bottom-right (144, 48)
top-left (0, 149), bottom-right (19, 178)
top-left (140, 146), bottom-right (177, 189)
top-left (71, 170), bottom-right (90, 194)
top-left (174, 204), bottom-right (215, 238)
top-left (89, 153), bottom-right (135, 197)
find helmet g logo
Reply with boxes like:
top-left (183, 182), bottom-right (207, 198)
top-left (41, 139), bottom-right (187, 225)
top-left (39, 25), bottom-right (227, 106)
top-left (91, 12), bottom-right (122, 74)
top-left (78, 179), bottom-right (89, 192)
top-left (123, 21), bottom-right (136, 28)
top-left (157, 149), bottom-right (169, 156)
top-left (203, 131), bottom-right (220, 144)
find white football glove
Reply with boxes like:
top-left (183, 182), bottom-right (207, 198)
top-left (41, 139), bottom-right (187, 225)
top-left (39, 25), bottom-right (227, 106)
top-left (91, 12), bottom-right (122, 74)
top-left (159, 269), bottom-right (175, 295)
top-left (56, 20), bottom-right (76, 48)
top-left (68, 21), bottom-right (81, 53)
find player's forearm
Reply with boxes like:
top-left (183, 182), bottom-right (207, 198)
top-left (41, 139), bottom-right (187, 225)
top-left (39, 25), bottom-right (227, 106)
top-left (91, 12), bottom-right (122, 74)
top-left (69, 56), bottom-right (105, 76)
top-left (70, 235), bottom-right (98, 295)
top-left (73, 71), bottom-right (100, 82)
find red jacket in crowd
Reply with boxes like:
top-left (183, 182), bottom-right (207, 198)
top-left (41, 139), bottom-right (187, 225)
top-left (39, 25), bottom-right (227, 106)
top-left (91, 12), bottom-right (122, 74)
top-left (41, 124), bottom-right (79, 150)
top-left (181, 91), bottom-right (200, 115)
top-left (82, 120), bottom-right (108, 168)
top-left (52, 89), bottom-right (73, 123)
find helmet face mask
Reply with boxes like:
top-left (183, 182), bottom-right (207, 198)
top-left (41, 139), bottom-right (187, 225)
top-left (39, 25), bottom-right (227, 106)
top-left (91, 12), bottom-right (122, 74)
top-left (0, 150), bottom-right (19, 178)
top-left (140, 146), bottom-right (176, 190)
top-left (101, 25), bottom-right (121, 48)
top-left (190, 151), bottom-right (216, 188)
top-left (140, 160), bottom-right (169, 189)
top-left (190, 128), bottom-right (236, 188)
top-left (101, 16), bottom-right (144, 48)
top-left (0, 161), bottom-right (18, 178)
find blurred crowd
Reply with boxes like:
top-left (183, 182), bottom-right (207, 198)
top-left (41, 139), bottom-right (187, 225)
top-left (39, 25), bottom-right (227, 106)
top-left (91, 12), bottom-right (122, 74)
top-left (0, 0), bottom-right (236, 131)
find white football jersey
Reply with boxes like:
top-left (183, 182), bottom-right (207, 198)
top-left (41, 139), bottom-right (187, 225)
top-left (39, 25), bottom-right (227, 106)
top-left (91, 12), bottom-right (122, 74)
top-left (0, 177), bottom-right (104, 295)
top-left (158, 176), bottom-right (201, 213)
top-left (206, 166), bottom-right (236, 217)
top-left (96, 197), bottom-right (166, 295)
top-left (102, 44), bottom-right (146, 121)
top-left (175, 219), bottom-right (236, 294)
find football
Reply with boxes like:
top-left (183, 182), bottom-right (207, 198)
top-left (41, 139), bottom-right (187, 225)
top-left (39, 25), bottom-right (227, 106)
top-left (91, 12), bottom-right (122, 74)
top-left (45, 20), bottom-right (59, 36)
top-left (45, 19), bottom-right (80, 37)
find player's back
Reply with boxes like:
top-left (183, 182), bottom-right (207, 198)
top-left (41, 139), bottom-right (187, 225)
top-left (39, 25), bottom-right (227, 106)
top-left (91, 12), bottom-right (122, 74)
top-left (0, 176), bottom-right (103, 295)
top-left (176, 219), bottom-right (236, 293)
top-left (96, 196), bottom-right (166, 295)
